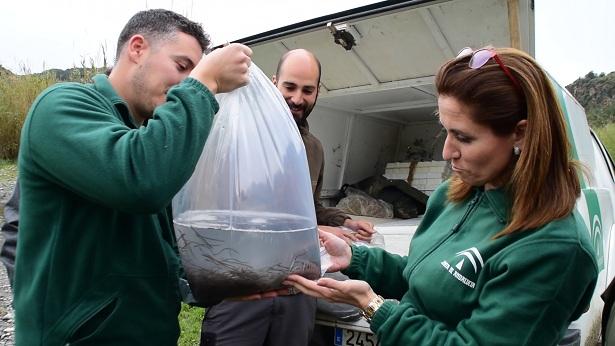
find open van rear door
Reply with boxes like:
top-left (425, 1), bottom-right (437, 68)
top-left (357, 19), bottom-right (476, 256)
top-left (234, 0), bottom-right (614, 344)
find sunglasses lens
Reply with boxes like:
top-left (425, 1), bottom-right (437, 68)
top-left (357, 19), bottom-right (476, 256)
top-left (469, 49), bottom-right (496, 69)
top-left (456, 47), bottom-right (473, 58)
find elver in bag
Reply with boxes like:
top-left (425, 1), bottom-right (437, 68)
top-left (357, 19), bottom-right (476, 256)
top-left (173, 63), bottom-right (320, 306)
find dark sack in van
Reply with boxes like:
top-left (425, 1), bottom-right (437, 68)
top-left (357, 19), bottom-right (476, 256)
top-left (351, 175), bottom-right (428, 219)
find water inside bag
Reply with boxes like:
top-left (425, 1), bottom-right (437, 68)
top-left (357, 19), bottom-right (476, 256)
top-left (174, 210), bottom-right (320, 305)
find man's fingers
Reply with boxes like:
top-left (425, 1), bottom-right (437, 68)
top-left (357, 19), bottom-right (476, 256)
top-left (343, 232), bottom-right (358, 241)
top-left (360, 223), bottom-right (376, 233)
top-left (242, 44), bottom-right (253, 58)
top-left (356, 234), bottom-right (372, 241)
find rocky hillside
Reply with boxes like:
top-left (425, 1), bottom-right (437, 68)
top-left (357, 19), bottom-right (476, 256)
top-left (41, 67), bottom-right (108, 81)
top-left (0, 65), bottom-right (107, 81)
top-left (566, 71), bottom-right (615, 128)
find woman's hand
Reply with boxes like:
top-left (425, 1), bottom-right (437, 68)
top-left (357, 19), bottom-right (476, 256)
top-left (284, 274), bottom-right (377, 309)
top-left (318, 229), bottom-right (353, 272)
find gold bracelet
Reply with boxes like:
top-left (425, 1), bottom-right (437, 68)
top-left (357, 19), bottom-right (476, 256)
top-left (361, 294), bottom-right (385, 323)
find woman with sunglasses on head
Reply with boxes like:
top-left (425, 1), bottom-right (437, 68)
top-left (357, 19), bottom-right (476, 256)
top-left (284, 47), bottom-right (598, 345)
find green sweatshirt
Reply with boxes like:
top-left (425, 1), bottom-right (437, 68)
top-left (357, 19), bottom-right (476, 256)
top-left (15, 74), bottom-right (218, 345)
top-left (344, 182), bottom-right (598, 345)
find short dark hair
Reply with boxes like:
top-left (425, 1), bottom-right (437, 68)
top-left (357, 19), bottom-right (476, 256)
top-left (275, 49), bottom-right (322, 86)
top-left (115, 9), bottom-right (210, 60)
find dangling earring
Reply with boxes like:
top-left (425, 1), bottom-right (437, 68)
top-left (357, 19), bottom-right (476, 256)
top-left (513, 146), bottom-right (521, 156)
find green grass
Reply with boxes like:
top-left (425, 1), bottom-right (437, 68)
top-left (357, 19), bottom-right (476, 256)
top-left (178, 303), bottom-right (205, 346)
top-left (0, 159), bottom-right (18, 186)
top-left (595, 123), bottom-right (615, 159)
top-left (0, 159), bottom-right (17, 172)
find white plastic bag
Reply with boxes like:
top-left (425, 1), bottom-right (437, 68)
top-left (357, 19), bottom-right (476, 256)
top-left (173, 64), bottom-right (320, 305)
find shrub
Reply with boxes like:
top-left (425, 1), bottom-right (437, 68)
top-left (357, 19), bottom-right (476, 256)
top-left (0, 71), bottom-right (57, 160)
top-left (595, 123), bottom-right (615, 159)
top-left (0, 62), bottom-right (103, 160)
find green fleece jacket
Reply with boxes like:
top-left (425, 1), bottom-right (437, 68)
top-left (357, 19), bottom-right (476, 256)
top-left (15, 74), bottom-right (218, 345)
top-left (344, 182), bottom-right (598, 345)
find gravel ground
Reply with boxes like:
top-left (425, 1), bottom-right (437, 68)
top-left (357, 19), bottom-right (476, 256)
top-left (0, 174), bottom-right (16, 346)
top-left (0, 260), bottom-right (14, 346)
top-left (0, 162), bottom-right (17, 345)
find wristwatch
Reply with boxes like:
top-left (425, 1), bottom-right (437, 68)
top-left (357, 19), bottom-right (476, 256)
top-left (361, 294), bottom-right (385, 323)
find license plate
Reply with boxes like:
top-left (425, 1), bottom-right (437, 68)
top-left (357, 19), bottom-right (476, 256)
top-left (334, 327), bottom-right (379, 346)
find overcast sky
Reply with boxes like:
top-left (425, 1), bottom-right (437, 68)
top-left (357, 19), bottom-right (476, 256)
top-left (1, 0), bottom-right (613, 86)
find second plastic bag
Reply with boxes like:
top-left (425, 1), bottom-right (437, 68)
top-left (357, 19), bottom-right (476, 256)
top-left (173, 63), bottom-right (320, 306)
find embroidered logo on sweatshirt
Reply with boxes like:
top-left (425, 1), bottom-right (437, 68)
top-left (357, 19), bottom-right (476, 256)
top-left (440, 247), bottom-right (484, 289)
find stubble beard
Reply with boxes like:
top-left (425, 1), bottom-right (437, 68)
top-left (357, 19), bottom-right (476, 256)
top-left (291, 102), bottom-right (315, 128)
top-left (131, 65), bottom-right (156, 122)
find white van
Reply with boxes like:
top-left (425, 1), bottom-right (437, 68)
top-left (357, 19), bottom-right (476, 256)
top-left (238, 0), bottom-right (615, 344)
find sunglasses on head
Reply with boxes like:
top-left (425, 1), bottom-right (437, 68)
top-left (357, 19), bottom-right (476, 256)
top-left (456, 47), bottom-right (523, 93)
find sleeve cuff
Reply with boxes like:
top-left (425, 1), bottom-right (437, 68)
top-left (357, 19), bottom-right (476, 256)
top-left (342, 245), bottom-right (369, 279)
top-left (182, 77), bottom-right (220, 113)
top-left (370, 300), bottom-right (401, 332)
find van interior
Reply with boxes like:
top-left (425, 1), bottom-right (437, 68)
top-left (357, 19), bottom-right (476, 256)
top-left (244, 0), bottom-right (534, 204)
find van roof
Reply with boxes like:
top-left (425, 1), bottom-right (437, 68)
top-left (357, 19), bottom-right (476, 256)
top-left (238, 0), bottom-right (534, 124)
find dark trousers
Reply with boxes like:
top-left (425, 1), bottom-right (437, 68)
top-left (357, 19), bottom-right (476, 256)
top-left (201, 295), bottom-right (317, 346)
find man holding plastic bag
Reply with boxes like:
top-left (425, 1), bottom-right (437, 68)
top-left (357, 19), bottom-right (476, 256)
top-left (14, 9), bottom-right (251, 345)
top-left (197, 49), bottom-right (374, 346)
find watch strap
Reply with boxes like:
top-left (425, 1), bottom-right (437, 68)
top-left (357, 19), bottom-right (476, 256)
top-left (361, 294), bottom-right (385, 323)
